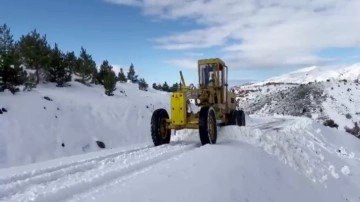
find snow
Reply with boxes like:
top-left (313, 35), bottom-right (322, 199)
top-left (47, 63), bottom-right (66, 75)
top-left (1, 77), bottom-right (360, 202)
top-left (341, 166), bottom-right (351, 176)
top-left (0, 81), bottom-right (169, 168)
top-left (236, 79), bottom-right (360, 133)
top-left (322, 80), bottom-right (360, 130)
top-left (0, 114), bottom-right (359, 201)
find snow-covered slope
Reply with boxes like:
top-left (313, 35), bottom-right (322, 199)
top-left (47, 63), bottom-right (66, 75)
top-left (0, 116), bottom-right (359, 202)
top-left (0, 82), bottom-right (169, 168)
top-left (254, 63), bottom-right (360, 85)
top-left (237, 80), bottom-right (360, 132)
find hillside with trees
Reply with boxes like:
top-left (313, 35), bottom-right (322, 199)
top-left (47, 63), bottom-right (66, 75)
top-left (0, 23), bottom-right (154, 96)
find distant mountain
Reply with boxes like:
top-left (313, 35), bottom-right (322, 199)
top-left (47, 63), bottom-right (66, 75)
top-left (253, 63), bottom-right (360, 86)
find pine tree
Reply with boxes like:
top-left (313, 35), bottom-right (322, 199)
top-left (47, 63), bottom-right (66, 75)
top-left (162, 81), bottom-right (170, 92)
top-left (152, 82), bottom-right (157, 90)
top-left (127, 63), bottom-right (138, 83)
top-left (170, 82), bottom-right (179, 92)
top-left (97, 60), bottom-right (112, 85)
top-left (0, 53), bottom-right (25, 93)
top-left (152, 83), bottom-right (162, 90)
top-left (0, 24), bottom-right (25, 93)
top-left (90, 65), bottom-right (98, 84)
top-left (63, 51), bottom-right (77, 82)
top-left (75, 47), bottom-right (96, 85)
top-left (103, 70), bottom-right (117, 96)
top-left (138, 78), bottom-right (148, 91)
top-left (18, 29), bottom-right (51, 84)
top-left (48, 43), bottom-right (67, 86)
top-left (118, 67), bottom-right (127, 83)
top-left (0, 24), bottom-right (13, 54)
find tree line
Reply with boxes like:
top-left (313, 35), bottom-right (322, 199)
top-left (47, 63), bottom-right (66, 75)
top-left (0, 23), bottom-right (149, 96)
top-left (152, 82), bottom-right (179, 92)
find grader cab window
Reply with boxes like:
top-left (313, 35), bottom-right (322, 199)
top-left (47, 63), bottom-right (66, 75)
top-left (199, 63), bottom-right (217, 87)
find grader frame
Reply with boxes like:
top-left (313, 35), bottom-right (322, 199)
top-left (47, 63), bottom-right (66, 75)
top-left (151, 58), bottom-right (245, 146)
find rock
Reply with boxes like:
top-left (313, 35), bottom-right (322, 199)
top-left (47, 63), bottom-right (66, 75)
top-left (61, 143), bottom-right (65, 147)
top-left (43, 96), bottom-right (53, 101)
top-left (324, 119), bottom-right (338, 129)
top-left (96, 141), bottom-right (106, 149)
top-left (2, 108), bottom-right (7, 112)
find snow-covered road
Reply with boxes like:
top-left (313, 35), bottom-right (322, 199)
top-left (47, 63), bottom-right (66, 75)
top-left (1, 116), bottom-right (359, 202)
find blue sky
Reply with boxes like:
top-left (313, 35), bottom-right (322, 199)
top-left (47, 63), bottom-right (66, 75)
top-left (1, 0), bottom-right (360, 85)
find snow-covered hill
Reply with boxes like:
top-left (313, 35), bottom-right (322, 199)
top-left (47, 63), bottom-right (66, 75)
top-left (237, 79), bottom-right (360, 134)
top-left (0, 81), bottom-right (169, 168)
top-left (253, 63), bottom-right (360, 86)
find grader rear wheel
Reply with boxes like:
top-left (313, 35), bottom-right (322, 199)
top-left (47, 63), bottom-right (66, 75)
top-left (199, 106), bottom-right (217, 145)
top-left (238, 110), bottom-right (246, 126)
top-left (230, 110), bottom-right (246, 126)
top-left (151, 108), bottom-right (171, 146)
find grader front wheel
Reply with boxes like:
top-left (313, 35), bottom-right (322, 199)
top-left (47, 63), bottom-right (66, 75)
top-left (199, 107), bottom-right (217, 145)
top-left (151, 108), bottom-right (171, 146)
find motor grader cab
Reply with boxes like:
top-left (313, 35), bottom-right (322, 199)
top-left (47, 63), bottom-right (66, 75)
top-left (151, 58), bottom-right (245, 146)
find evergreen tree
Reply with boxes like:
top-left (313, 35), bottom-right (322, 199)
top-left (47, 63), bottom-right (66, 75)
top-left (127, 63), bottom-right (138, 83)
top-left (170, 82), bottom-right (179, 92)
top-left (138, 78), bottom-right (148, 91)
top-left (117, 67), bottom-right (127, 83)
top-left (75, 47), bottom-right (96, 85)
top-left (90, 65), bottom-right (98, 84)
top-left (152, 82), bottom-right (157, 90)
top-left (0, 53), bottom-right (26, 93)
top-left (0, 24), bottom-right (25, 93)
top-left (48, 43), bottom-right (67, 86)
top-left (152, 83), bottom-right (162, 90)
top-left (103, 70), bottom-right (117, 96)
top-left (18, 29), bottom-right (51, 84)
top-left (63, 51), bottom-right (77, 82)
top-left (0, 24), bottom-right (13, 54)
top-left (162, 81), bottom-right (170, 92)
top-left (97, 60), bottom-right (112, 85)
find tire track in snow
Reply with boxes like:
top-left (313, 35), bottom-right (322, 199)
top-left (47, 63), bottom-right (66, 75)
top-left (0, 145), bottom-right (152, 185)
top-left (0, 143), bottom-right (197, 202)
top-left (0, 145), bottom-right (153, 199)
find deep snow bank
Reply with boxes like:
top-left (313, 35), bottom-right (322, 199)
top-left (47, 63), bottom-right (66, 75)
top-left (0, 82), bottom-right (169, 168)
top-left (219, 116), bottom-right (360, 199)
top-left (176, 115), bottom-right (359, 182)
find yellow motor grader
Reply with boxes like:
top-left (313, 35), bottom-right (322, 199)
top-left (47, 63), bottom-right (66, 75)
top-left (151, 58), bottom-right (245, 146)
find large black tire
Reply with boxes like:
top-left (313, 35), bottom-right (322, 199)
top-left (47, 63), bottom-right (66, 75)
top-left (228, 110), bottom-right (237, 125)
top-left (230, 110), bottom-right (246, 126)
top-left (237, 110), bottom-right (246, 126)
top-left (199, 106), bottom-right (217, 145)
top-left (151, 108), bottom-right (171, 146)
